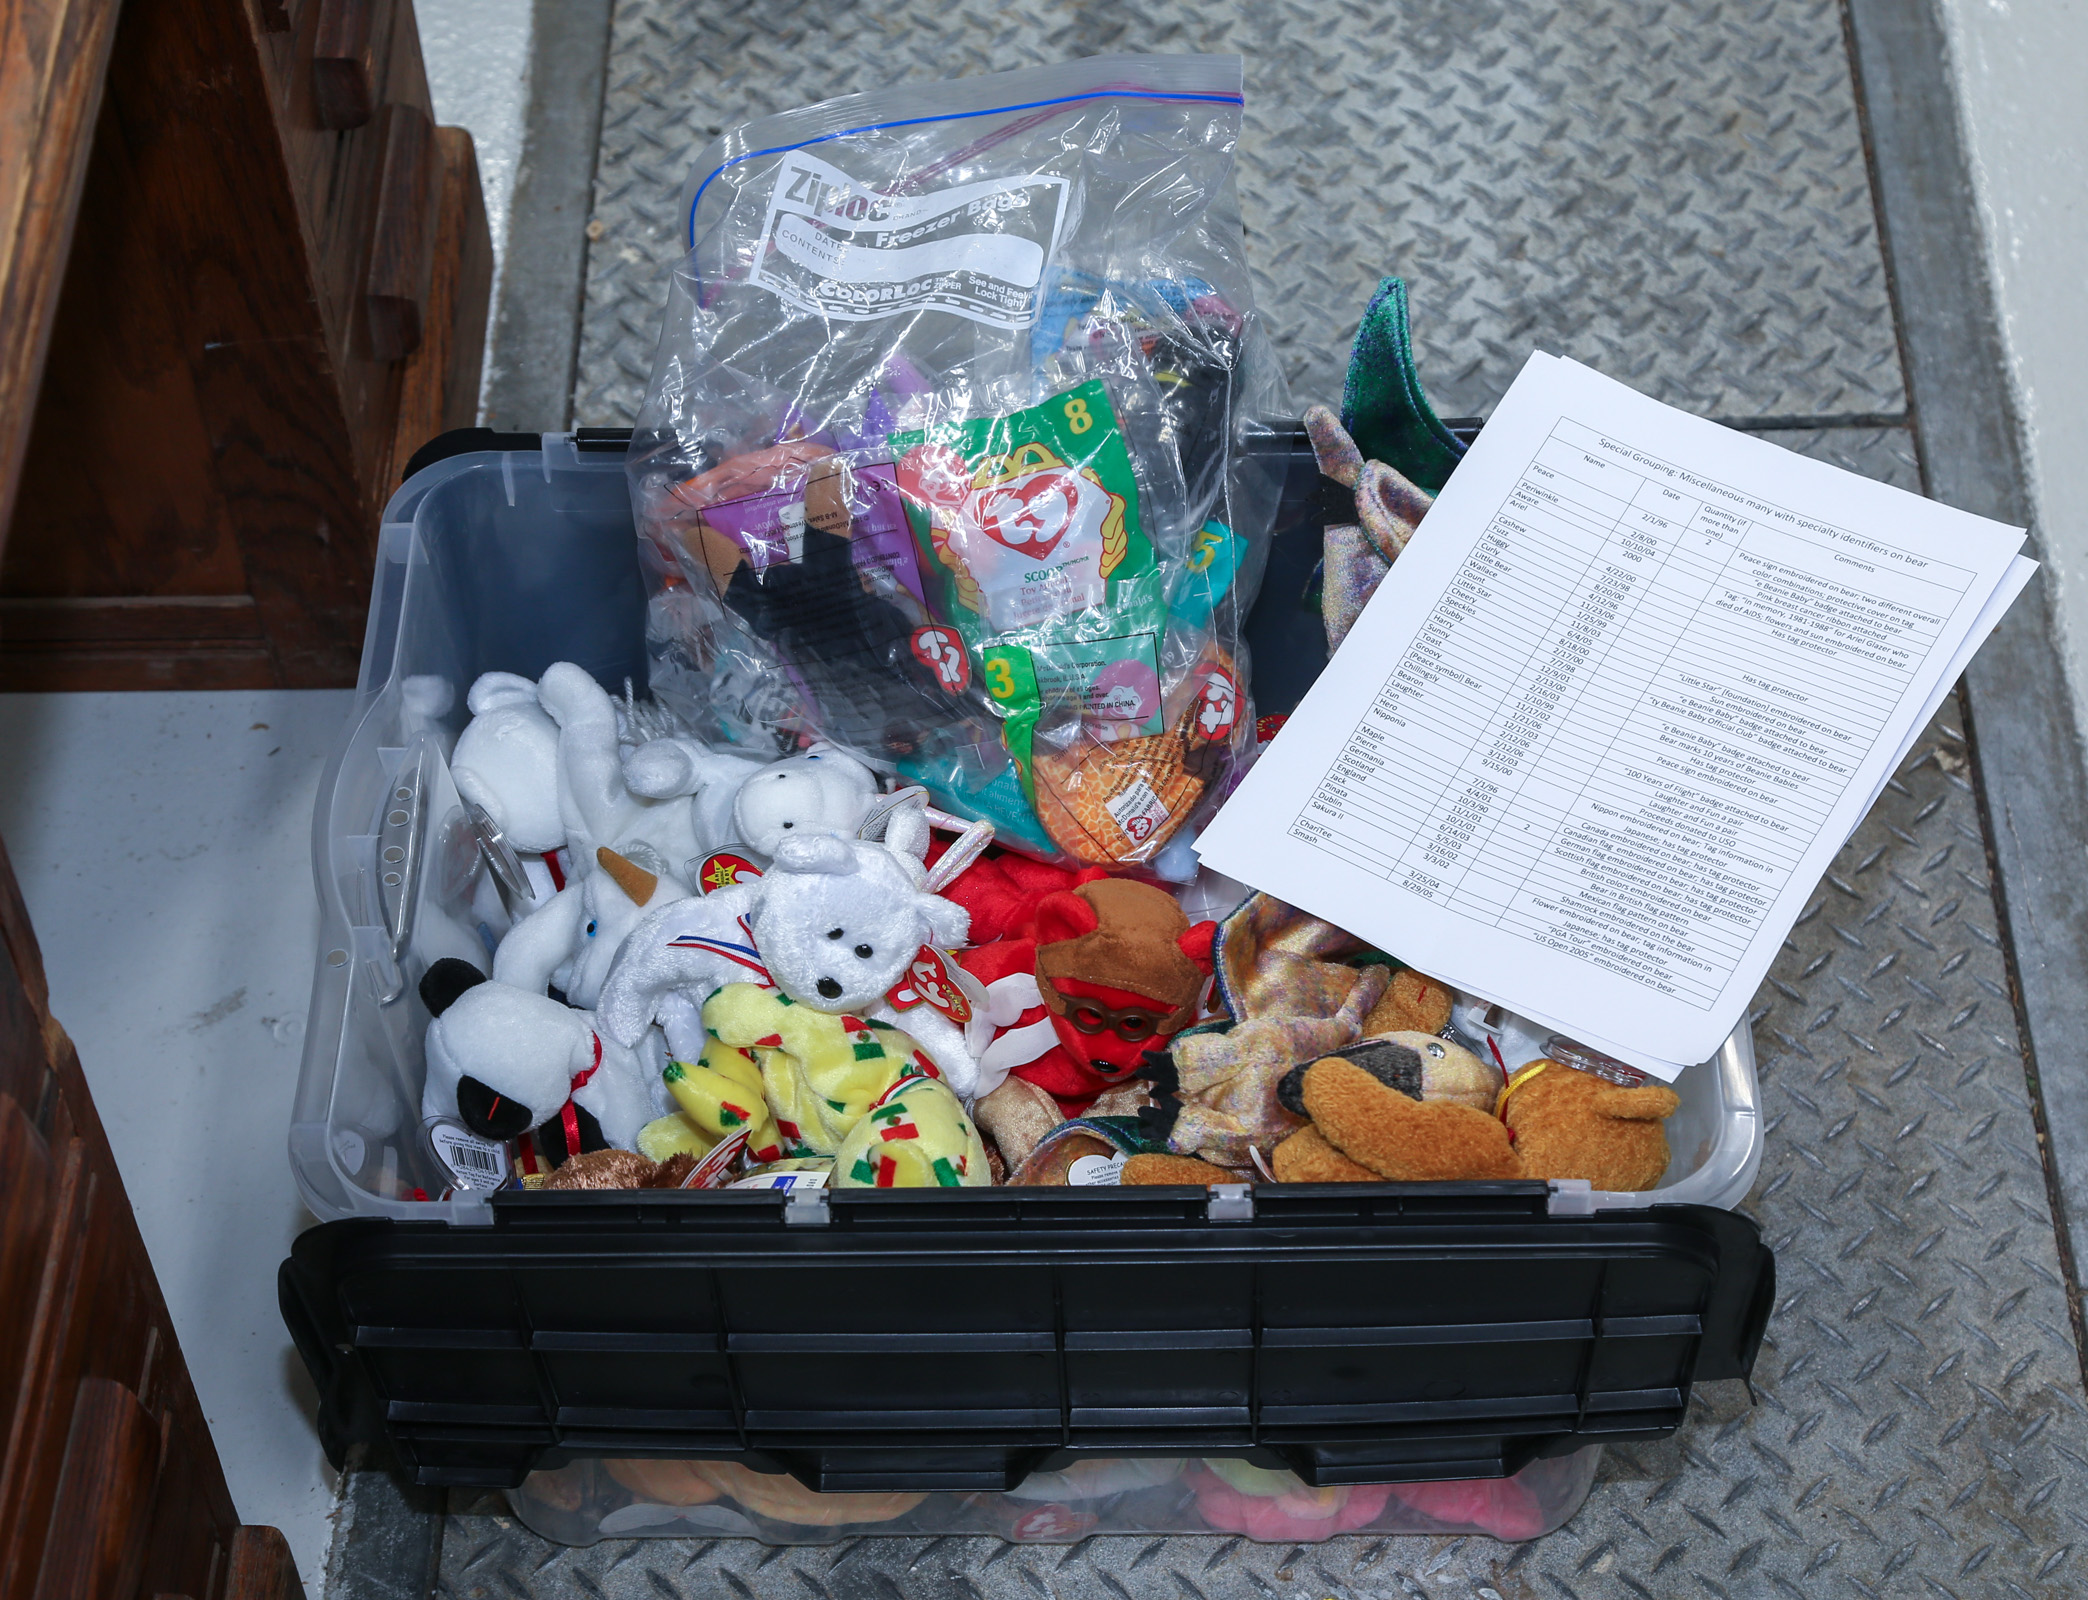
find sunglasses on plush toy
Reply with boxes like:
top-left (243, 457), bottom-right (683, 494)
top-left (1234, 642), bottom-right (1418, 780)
top-left (1036, 975), bottom-right (1180, 1042)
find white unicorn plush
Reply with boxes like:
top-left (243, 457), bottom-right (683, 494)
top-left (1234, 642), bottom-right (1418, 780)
top-left (596, 832), bottom-right (984, 1098)
top-left (492, 845), bottom-right (690, 1009)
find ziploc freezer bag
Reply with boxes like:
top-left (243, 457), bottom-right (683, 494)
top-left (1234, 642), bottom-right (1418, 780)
top-left (628, 54), bottom-right (1288, 872)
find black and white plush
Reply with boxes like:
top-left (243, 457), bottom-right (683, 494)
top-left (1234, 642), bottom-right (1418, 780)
top-left (420, 967), bottom-right (667, 1160)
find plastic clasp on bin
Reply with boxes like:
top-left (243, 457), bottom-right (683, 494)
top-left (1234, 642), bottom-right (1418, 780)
top-left (1207, 1184), bottom-right (1254, 1221)
top-left (784, 1188), bottom-right (830, 1226)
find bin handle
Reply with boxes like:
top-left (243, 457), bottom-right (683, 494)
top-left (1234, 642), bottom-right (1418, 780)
top-left (377, 743), bottom-right (428, 1005)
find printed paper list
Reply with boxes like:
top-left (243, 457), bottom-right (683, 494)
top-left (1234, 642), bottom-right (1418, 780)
top-left (1287, 418), bottom-right (1970, 1010)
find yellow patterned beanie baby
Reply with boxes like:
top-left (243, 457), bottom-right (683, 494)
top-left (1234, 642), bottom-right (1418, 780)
top-left (639, 984), bottom-right (983, 1186)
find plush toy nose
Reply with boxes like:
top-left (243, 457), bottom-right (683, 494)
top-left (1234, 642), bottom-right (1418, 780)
top-left (816, 976), bottom-right (843, 1000)
top-left (457, 1075), bottom-right (533, 1140)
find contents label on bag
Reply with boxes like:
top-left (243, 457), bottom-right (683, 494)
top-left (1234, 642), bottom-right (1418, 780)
top-left (752, 153), bottom-right (1068, 327)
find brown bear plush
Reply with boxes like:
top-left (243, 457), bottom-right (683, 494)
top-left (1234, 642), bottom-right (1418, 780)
top-left (1273, 1055), bottom-right (1679, 1191)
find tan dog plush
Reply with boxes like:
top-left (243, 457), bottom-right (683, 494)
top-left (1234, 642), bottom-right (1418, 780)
top-left (1500, 1060), bottom-right (1680, 1191)
top-left (1273, 1055), bottom-right (1679, 1192)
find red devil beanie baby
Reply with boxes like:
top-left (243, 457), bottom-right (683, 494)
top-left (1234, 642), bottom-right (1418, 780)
top-left (958, 873), bottom-right (1217, 1116)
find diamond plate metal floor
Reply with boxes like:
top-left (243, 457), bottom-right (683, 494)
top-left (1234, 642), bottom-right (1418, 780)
top-left (572, 0), bottom-right (1905, 424)
top-left (409, 3), bottom-right (2088, 1597)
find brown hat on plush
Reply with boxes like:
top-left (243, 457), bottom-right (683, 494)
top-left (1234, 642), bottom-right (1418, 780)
top-left (1034, 878), bottom-right (1208, 1023)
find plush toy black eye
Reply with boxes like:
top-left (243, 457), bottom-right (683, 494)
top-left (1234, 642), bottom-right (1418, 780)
top-left (854, 943), bottom-right (873, 959)
top-left (827, 928), bottom-right (844, 940)
top-left (782, 821), bottom-right (794, 828)
top-left (585, 919), bottom-right (598, 937)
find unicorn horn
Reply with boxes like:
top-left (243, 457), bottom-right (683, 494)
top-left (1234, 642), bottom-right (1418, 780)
top-left (596, 847), bottom-right (659, 906)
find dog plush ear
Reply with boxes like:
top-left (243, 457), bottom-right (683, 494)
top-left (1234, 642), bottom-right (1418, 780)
top-left (1034, 889), bottom-right (1100, 948)
top-left (772, 832), bottom-right (857, 876)
top-left (419, 958), bottom-right (488, 1018)
top-left (1178, 920), bottom-right (1217, 975)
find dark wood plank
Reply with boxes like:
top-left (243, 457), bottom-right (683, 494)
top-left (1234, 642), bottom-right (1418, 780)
top-left (0, 596), bottom-right (262, 642)
top-left (0, 640), bottom-right (282, 692)
top-left (0, 0), bottom-right (124, 545)
top-left (0, 1095), bottom-right (53, 1448)
top-left (258, 0), bottom-right (427, 436)
top-left (226, 1524), bottom-right (307, 1600)
top-left (365, 101), bottom-right (437, 361)
top-left (29, 1375), bottom-right (163, 1600)
top-left (0, 831), bottom-right (242, 1600)
top-left (1, 78), bottom-right (254, 607)
top-left (386, 124), bottom-right (492, 488)
top-left (311, 0), bottom-right (375, 128)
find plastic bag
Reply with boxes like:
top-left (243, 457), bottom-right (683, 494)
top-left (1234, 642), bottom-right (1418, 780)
top-left (629, 54), bottom-right (1289, 874)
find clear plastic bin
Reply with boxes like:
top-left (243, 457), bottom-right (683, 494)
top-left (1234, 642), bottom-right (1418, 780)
top-left (507, 1448), bottom-right (1603, 1548)
top-left (288, 436), bottom-right (1763, 1226)
top-left (280, 436), bottom-right (1773, 1549)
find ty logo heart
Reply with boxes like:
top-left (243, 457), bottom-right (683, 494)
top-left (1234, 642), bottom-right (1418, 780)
top-left (965, 468), bottom-right (1087, 561)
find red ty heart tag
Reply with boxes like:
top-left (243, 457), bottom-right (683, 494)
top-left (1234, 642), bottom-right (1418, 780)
top-left (885, 947), bottom-right (974, 1026)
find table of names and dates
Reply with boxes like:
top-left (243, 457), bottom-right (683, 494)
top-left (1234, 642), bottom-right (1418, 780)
top-left (1286, 418), bottom-right (1978, 1010)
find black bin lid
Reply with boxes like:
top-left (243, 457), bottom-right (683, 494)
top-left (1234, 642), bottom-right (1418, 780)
top-left (281, 1183), bottom-right (1772, 1492)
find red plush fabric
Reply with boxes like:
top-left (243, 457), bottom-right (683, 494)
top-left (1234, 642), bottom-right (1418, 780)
top-left (938, 854), bottom-right (1107, 944)
top-left (1183, 1466), bottom-right (1393, 1541)
top-left (1386, 1474), bottom-right (1549, 1541)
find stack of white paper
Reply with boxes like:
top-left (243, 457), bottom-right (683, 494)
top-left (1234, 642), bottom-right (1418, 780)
top-left (1200, 355), bottom-right (2035, 1081)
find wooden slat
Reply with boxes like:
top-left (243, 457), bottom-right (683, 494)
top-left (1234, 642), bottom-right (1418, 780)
top-left (0, 832), bottom-right (242, 1599)
top-left (0, 1096), bottom-right (53, 1447)
top-left (0, 595), bottom-right (262, 642)
top-left (365, 102), bottom-right (438, 361)
top-left (29, 1376), bottom-right (163, 1600)
top-left (0, 642), bottom-right (281, 692)
top-left (226, 1524), bottom-right (308, 1600)
top-left (311, 0), bottom-right (375, 129)
top-left (0, 0), bottom-right (124, 550)
top-left (385, 124), bottom-right (492, 490)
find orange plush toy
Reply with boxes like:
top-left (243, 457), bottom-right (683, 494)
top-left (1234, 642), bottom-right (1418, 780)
top-left (1273, 1054), bottom-right (1679, 1191)
top-left (1499, 1059), bottom-right (1680, 1191)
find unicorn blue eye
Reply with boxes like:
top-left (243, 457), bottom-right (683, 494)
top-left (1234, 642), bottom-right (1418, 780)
top-left (585, 920), bottom-right (598, 937)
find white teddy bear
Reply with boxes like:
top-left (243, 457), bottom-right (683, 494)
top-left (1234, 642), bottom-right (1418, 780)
top-left (596, 832), bottom-right (983, 1097)
top-left (451, 673), bottom-right (569, 900)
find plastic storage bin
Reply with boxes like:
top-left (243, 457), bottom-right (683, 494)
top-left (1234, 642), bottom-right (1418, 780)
top-left (506, 1446), bottom-right (1604, 1547)
top-left (280, 432), bottom-right (1774, 1530)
